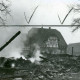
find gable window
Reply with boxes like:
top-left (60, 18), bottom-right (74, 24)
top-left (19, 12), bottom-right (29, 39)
top-left (46, 37), bottom-right (58, 48)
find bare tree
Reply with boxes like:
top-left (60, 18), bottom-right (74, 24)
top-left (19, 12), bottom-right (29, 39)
top-left (57, 4), bottom-right (80, 32)
top-left (0, 0), bottom-right (11, 25)
top-left (71, 4), bottom-right (80, 32)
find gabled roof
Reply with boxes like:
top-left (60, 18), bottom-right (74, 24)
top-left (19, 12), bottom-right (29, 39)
top-left (26, 28), bottom-right (67, 49)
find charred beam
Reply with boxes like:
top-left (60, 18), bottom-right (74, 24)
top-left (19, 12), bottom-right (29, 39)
top-left (0, 31), bottom-right (21, 51)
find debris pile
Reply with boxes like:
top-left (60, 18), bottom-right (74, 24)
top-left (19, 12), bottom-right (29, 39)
top-left (0, 54), bottom-right (80, 80)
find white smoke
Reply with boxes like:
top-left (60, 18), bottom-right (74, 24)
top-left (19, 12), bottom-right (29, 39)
top-left (0, 27), bottom-right (43, 63)
top-left (0, 27), bottom-right (31, 59)
top-left (29, 43), bottom-right (43, 64)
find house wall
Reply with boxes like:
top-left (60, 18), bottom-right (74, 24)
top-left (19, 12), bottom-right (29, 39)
top-left (67, 43), bottom-right (80, 56)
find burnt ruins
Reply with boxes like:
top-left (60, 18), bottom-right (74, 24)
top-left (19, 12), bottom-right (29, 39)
top-left (23, 28), bottom-right (67, 58)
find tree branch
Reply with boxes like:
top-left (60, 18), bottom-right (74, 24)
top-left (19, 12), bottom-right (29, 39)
top-left (61, 7), bottom-right (73, 24)
top-left (58, 7), bottom-right (73, 24)
top-left (58, 14), bottom-right (62, 24)
top-left (0, 1), bottom-right (11, 25)
top-left (24, 6), bottom-right (38, 24)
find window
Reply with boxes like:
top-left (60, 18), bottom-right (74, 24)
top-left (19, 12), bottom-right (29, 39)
top-left (46, 37), bottom-right (58, 48)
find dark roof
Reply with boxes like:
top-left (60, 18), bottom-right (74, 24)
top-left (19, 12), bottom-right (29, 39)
top-left (26, 28), bottom-right (67, 49)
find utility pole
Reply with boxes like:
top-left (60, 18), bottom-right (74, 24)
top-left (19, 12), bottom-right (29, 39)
top-left (72, 47), bottom-right (74, 56)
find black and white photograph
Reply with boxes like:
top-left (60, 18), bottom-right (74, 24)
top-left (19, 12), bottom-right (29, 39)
top-left (0, 0), bottom-right (80, 80)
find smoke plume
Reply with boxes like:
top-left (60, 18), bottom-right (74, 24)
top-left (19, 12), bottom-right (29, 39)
top-left (29, 43), bottom-right (43, 64)
top-left (0, 27), bottom-right (31, 59)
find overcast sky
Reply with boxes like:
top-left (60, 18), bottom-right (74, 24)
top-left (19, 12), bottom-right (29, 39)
top-left (6, 0), bottom-right (80, 44)
top-left (7, 0), bottom-right (80, 25)
top-left (0, 0), bottom-right (80, 58)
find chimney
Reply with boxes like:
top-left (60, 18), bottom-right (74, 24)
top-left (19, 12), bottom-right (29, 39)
top-left (49, 27), bottom-right (51, 29)
top-left (41, 25), bottom-right (43, 29)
